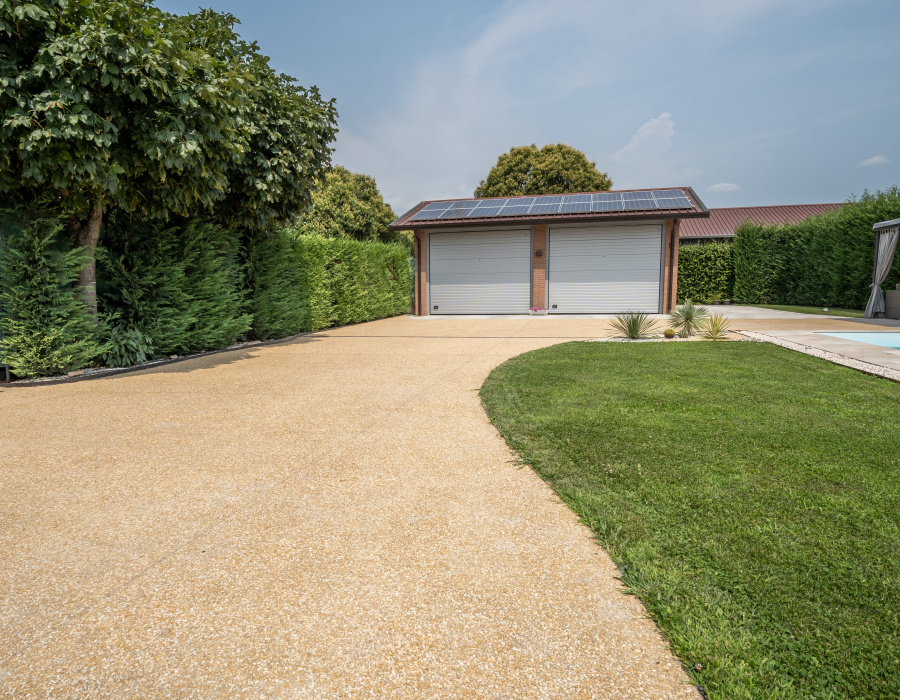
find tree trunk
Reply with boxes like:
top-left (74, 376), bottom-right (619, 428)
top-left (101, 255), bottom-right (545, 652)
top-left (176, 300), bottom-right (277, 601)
top-left (70, 205), bottom-right (103, 325)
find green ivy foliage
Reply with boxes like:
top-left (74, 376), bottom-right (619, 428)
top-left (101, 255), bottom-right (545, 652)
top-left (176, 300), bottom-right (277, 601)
top-left (296, 166), bottom-right (399, 243)
top-left (474, 143), bottom-right (612, 198)
top-left (677, 242), bottom-right (734, 303)
top-left (99, 217), bottom-right (251, 356)
top-left (0, 216), bottom-right (102, 377)
top-left (733, 187), bottom-right (900, 307)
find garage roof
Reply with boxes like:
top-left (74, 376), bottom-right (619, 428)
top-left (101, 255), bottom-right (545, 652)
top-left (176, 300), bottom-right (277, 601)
top-left (389, 187), bottom-right (709, 230)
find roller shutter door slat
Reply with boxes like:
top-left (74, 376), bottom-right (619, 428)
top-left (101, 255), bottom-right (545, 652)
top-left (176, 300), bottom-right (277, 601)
top-left (549, 224), bottom-right (662, 313)
top-left (430, 229), bottom-right (531, 314)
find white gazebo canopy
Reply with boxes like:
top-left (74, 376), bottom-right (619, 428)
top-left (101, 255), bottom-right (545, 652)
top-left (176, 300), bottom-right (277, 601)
top-left (865, 218), bottom-right (900, 318)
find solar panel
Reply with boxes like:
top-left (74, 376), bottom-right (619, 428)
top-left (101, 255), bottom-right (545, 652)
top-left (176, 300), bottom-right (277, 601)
top-left (498, 204), bottom-right (531, 216)
top-left (652, 189), bottom-right (693, 209)
top-left (559, 200), bottom-right (593, 213)
top-left (409, 189), bottom-right (693, 221)
top-left (622, 199), bottom-right (656, 211)
top-left (529, 202), bottom-right (562, 215)
top-left (469, 206), bottom-right (503, 217)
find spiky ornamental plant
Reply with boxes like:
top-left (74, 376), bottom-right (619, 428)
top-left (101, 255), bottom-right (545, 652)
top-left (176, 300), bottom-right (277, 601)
top-left (669, 299), bottom-right (709, 337)
top-left (700, 313), bottom-right (732, 340)
top-left (608, 312), bottom-right (658, 340)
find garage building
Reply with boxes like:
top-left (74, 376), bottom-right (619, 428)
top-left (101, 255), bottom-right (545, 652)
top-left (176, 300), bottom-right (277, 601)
top-left (388, 188), bottom-right (709, 315)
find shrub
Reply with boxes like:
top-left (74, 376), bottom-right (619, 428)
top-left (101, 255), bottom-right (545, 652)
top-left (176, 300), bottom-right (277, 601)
top-left (669, 299), bottom-right (708, 337)
top-left (664, 328), bottom-right (676, 339)
top-left (677, 242), bottom-right (734, 303)
top-left (608, 312), bottom-right (658, 339)
top-left (102, 323), bottom-right (155, 367)
top-left (0, 217), bottom-right (102, 377)
top-left (732, 187), bottom-right (900, 308)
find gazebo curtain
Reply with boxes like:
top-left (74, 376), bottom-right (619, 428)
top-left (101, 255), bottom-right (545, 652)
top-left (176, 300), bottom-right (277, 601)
top-left (864, 226), bottom-right (900, 318)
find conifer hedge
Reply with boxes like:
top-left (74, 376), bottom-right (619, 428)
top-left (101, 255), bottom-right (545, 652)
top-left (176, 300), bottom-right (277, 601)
top-left (732, 187), bottom-right (900, 308)
top-left (677, 242), bottom-right (734, 303)
top-left (0, 219), bottom-right (413, 378)
top-left (252, 231), bottom-right (412, 336)
top-left (0, 217), bottom-right (102, 377)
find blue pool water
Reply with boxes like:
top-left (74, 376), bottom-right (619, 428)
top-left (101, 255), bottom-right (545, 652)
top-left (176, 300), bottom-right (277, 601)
top-left (818, 332), bottom-right (900, 349)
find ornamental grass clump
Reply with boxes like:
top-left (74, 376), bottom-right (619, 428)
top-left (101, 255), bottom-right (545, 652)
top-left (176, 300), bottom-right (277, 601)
top-left (609, 312), bottom-right (658, 339)
top-left (701, 313), bottom-right (732, 340)
top-left (669, 299), bottom-right (708, 337)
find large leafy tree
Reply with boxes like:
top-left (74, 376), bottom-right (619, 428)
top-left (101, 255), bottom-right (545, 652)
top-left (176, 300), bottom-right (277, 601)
top-left (0, 0), bottom-right (337, 321)
top-left (296, 166), bottom-right (397, 242)
top-left (474, 143), bottom-right (612, 198)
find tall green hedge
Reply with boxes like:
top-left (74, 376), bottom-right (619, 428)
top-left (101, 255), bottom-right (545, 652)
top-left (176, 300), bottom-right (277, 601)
top-left (99, 218), bottom-right (252, 355)
top-left (254, 231), bottom-right (412, 335)
top-left (677, 242), bottom-right (734, 303)
top-left (733, 187), bottom-right (900, 307)
top-left (0, 218), bottom-right (412, 378)
top-left (0, 217), bottom-right (102, 377)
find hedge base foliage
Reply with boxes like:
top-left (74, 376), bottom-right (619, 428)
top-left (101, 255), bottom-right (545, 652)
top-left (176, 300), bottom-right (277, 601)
top-left (733, 187), bottom-right (900, 308)
top-left (0, 217), bottom-right (102, 378)
top-left (677, 242), bottom-right (734, 303)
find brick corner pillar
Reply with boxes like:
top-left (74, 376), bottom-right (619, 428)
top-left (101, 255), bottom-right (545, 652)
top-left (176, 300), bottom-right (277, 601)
top-left (532, 224), bottom-right (547, 309)
top-left (414, 229), bottom-right (428, 316)
top-left (662, 219), bottom-right (681, 313)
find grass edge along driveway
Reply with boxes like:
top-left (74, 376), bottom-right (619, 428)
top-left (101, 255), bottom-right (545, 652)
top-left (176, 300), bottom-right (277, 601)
top-left (480, 341), bottom-right (900, 700)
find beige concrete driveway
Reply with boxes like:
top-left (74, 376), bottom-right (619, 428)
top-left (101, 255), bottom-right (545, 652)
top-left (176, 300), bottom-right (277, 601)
top-left (1, 315), bottom-right (712, 699)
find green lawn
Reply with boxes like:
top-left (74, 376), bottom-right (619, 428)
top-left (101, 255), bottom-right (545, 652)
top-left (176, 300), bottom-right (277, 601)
top-left (736, 304), bottom-right (865, 317)
top-left (480, 341), bottom-right (900, 699)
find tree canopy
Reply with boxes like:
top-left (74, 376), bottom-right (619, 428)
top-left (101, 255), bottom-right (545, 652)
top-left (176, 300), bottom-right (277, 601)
top-left (0, 0), bottom-right (338, 318)
top-left (474, 143), bottom-right (612, 198)
top-left (296, 166), bottom-right (398, 243)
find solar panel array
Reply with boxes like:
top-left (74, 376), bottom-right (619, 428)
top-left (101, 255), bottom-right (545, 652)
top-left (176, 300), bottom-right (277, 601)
top-left (410, 189), bottom-right (693, 222)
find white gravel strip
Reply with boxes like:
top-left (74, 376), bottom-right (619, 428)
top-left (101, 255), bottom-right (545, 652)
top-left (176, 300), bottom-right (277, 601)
top-left (741, 330), bottom-right (900, 382)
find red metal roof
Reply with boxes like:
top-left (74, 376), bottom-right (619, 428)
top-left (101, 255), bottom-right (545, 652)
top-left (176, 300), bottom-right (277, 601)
top-left (679, 203), bottom-right (843, 238)
top-left (388, 187), bottom-right (709, 230)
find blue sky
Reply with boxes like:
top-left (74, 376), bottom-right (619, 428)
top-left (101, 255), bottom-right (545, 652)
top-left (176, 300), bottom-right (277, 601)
top-left (157, 0), bottom-right (899, 214)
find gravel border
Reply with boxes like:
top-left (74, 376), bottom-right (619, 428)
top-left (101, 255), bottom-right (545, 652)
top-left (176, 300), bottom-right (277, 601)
top-left (740, 330), bottom-right (900, 383)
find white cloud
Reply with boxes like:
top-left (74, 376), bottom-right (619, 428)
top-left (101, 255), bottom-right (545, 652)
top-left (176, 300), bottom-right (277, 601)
top-left (857, 155), bottom-right (888, 167)
top-left (708, 183), bottom-right (741, 192)
top-left (603, 112), bottom-right (700, 189)
top-left (612, 113), bottom-right (675, 162)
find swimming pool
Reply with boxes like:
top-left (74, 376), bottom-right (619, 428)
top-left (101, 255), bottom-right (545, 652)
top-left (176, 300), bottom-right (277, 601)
top-left (817, 332), bottom-right (900, 349)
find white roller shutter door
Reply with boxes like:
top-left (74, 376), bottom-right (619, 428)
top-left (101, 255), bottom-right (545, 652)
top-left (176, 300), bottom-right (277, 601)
top-left (429, 229), bottom-right (531, 314)
top-left (549, 223), bottom-right (663, 313)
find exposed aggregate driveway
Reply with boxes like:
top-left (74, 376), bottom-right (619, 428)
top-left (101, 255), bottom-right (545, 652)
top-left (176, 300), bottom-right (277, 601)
top-left (0, 316), bottom-right (710, 698)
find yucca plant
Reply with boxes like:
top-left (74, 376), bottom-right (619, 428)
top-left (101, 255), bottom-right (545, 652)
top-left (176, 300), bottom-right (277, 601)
top-left (700, 313), bottom-right (732, 340)
top-left (609, 312), bottom-right (658, 339)
top-left (669, 299), bottom-right (709, 337)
